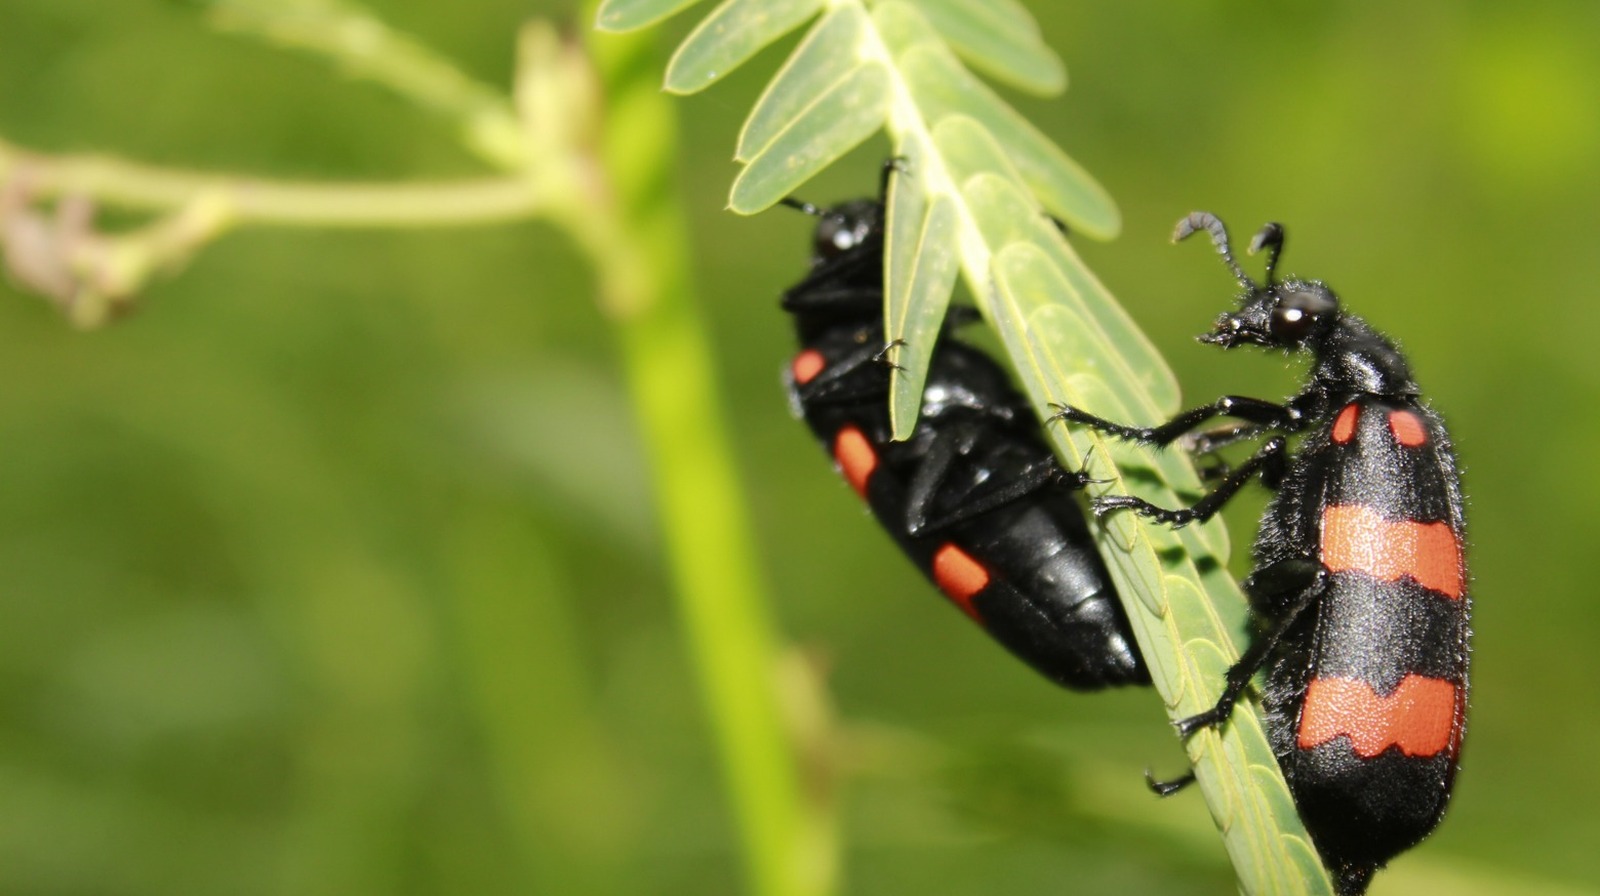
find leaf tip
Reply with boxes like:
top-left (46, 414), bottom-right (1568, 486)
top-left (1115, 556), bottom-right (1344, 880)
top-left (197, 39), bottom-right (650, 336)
top-left (1039, 60), bottom-right (1068, 95)
top-left (662, 65), bottom-right (711, 95)
top-left (726, 184), bottom-right (768, 216)
top-left (592, 0), bottom-right (635, 32)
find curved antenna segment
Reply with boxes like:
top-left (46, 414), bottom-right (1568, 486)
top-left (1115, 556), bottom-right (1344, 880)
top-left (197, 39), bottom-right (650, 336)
top-left (1248, 222), bottom-right (1286, 286)
top-left (1173, 211), bottom-right (1253, 288)
top-left (779, 196), bottom-right (822, 217)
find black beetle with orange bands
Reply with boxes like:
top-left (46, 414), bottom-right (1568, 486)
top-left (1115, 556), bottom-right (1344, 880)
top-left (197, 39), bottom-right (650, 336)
top-left (779, 184), bottom-right (1146, 691)
top-left (1051, 212), bottom-right (1469, 894)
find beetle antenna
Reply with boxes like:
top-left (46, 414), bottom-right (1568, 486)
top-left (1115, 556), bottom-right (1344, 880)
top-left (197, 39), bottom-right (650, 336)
top-left (779, 196), bottom-right (823, 218)
top-left (1248, 222), bottom-right (1286, 286)
top-left (1173, 211), bottom-right (1254, 289)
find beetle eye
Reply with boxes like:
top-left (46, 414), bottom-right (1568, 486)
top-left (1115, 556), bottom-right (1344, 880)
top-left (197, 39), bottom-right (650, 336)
top-left (1270, 287), bottom-right (1337, 343)
top-left (1272, 304), bottom-right (1313, 341)
top-left (814, 214), bottom-right (865, 260)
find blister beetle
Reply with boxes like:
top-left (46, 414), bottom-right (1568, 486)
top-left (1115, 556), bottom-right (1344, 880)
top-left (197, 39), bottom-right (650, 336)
top-left (780, 179), bottom-right (1146, 690)
top-left (1051, 212), bottom-right (1469, 894)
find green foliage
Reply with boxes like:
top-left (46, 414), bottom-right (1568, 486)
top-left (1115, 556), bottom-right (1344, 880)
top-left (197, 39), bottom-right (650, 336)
top-left (4, 3), bottom-right (818, 895)
top-left (603, 0), bottom-right (1121, 442)
top-left (5, 3), bottom-right (1600, 896)
top-left (600, 1), bottom-right (1333, 892)
top-left (731, 59), bottom-right (890, 212)
top-left (913, 0), bottom-right (1064, 94)
top-left (666, 0), bottom-right (829, 94)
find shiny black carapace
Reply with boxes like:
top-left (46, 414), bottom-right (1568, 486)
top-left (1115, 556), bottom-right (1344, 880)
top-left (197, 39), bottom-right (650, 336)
top-left (1052, 212), bottom-right (1468, 894)
top-left (780, 186), bottom-right (1146, 690)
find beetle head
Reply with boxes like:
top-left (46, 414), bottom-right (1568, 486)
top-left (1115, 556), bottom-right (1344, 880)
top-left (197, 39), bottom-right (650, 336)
top-left (1175, 213), bottom-right (1340, 350)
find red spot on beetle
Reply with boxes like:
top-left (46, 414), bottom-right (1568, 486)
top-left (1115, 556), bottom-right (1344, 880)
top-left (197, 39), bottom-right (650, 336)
top-left (932, 543), bottom-right (989, 620)
top-left (1321, 504), bottom-right (1464, 599)
top-left (1331, 403), bottom-right (1361, 444)
top-left (1297, 674), bottom-right (1460, 758)
top-left (833, 426), bottom-right (877, 498)
top-left (791, 349), bottom-right (826, 385)
top-left (1388, 409), bottom-right (1428, 447)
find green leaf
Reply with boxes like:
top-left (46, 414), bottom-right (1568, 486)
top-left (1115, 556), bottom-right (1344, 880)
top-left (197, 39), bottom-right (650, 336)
top-left (930, 0), bottom-right (1050, 50)
top-left (929, 112), bottom-right (1030, 193)
top-left (927, 121), bottom-right (1172, 435)
top-left (631, 1), bottom-right (1337, 890)
top-left (885, 133), bottom-right (931, 438)
top-left (885, 188), bottom-right (960, 441)
top-left (664, 0), bottom-right (826, 94)
top-left (1032, 224), bottom-right (1181, 415)
top-left (737, 5), bottom-right (871, 162)
top-left (895, 39), bottom-right (1119, 239)
top-left (594, 0), bottom-right (706, 32)
top-left (916, 0), bottom-right (1066, 95)
top-left (729, 61), bottom-right (889, 213)
top-left (922, 118), bottom-right (1169, 408)
top-left (990, 244), bottom-right (1320, 896)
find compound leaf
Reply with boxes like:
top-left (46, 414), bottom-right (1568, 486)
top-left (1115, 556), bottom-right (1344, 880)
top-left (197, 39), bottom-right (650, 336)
top-left (629, 3), bottom-right (1337, 892)
top-left (665, 0), bottom-right (826, 94)
top-left (595, 0), bottom-right (707, 32)
top-left (917, 0), bottom-right (1065, 95)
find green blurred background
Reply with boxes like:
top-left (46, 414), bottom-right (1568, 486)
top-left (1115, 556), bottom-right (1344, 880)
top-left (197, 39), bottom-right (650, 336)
top-left (2, 2), bottom-right (1597, 894)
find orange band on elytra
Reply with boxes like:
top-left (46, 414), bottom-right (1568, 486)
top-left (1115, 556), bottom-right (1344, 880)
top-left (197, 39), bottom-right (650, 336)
top-left (833, 425), bottom-right (877, 498)
top-left (1331, 402), bottom-right (1360, 444)
top-left (1321, 504), bottom-right (1464, 598)
top-left (932, 543), bottom-right (989, 621)
top-left (1387, 409), bottom-right (1428, 446)
top-left (1297, 674), bottom-right (1460, 758)
top-left (791, 349), bottom-right (826, 385)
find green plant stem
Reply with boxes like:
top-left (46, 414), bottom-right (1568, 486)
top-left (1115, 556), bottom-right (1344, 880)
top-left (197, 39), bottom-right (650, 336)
top-left (1, 6), bottom-right (830, 889)
top-left (578, 20), bottom-right (832, 896)
top-left (0, 139), bottom-right (543, 228)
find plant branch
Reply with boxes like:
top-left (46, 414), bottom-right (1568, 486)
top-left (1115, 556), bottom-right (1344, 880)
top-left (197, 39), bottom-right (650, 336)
top-left (0, 138), bottom-right (543, 228)
top-left (571, 14), bottom-right (835, 894)
top-left (2, 5), bottom-right (832, 890)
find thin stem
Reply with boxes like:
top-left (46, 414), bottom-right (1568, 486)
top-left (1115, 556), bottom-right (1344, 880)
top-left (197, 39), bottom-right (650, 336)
top-left (0, 139), bottom-right (543, 228)
top-left (570, 15), bottom-right (832, 896)
top-left (0, 5), bottom-right (831, 891)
